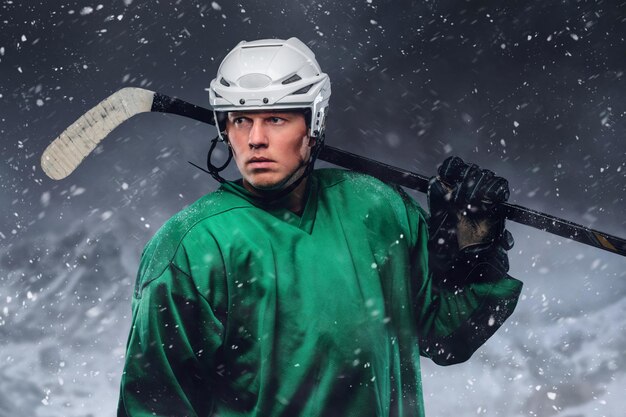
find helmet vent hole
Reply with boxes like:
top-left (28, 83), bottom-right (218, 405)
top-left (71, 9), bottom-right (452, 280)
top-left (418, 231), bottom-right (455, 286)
top-left (220, 78), bottom-right (231, 87)
top-left (282, 74), bottom-right (302, 85)
top-left (291, 84), bottom-right (313, 95)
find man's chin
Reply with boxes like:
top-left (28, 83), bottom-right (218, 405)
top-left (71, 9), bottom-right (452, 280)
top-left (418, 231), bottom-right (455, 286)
top-left (244, 166), bottom-right (306, 195)
top-left (244, 176), bottom-right (287, 193)
top-left (251, 182), bottom-right (282, 191)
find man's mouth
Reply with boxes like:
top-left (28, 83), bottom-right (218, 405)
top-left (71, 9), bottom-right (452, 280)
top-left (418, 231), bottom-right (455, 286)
top-left (248, 157), bottom-right (274, 164)
top-left (247, 157), bottom-right (276, 168)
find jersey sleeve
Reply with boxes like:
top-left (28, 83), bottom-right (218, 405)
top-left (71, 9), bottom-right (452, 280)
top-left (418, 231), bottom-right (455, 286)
top-left (398, 188), bottom-right (523, 366)
top-left (118, 232), bottom-right (227, 417)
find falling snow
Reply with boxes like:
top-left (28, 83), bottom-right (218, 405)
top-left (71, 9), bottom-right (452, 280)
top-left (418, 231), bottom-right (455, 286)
top-left (0, 1), bottom-right (624, 417)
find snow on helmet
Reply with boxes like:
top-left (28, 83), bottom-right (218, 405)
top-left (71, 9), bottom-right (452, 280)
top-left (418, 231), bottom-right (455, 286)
top-left (209, 37), bottom-right (331, 140)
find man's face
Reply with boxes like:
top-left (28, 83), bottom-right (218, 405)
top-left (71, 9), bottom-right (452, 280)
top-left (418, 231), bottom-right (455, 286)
top-left (225, 110), bottom-right (313, 193)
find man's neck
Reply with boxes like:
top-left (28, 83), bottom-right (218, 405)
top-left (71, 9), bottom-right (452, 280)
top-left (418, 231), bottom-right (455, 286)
top-left (243, 177), bottom-right (310, 216)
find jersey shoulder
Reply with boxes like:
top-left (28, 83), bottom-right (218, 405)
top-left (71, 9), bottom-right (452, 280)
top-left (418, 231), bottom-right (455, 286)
top-left (315, 167), bottom-right (398, 194)
top-left (314, 167), bottom-right (429, 231)
top-left (315, 167), bottom-right (420, 208)
top-left (134, 188), bottom-right (249, 297)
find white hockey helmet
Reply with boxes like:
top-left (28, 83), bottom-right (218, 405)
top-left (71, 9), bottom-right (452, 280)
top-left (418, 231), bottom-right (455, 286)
top-left (209, 37), bottom-right (331, 140)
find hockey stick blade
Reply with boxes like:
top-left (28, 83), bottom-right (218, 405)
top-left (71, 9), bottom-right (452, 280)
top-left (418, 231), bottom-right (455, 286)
top-left (40, 87), bottom-right (214, 180)
top-left (41, 89), bottom-right (626, 258)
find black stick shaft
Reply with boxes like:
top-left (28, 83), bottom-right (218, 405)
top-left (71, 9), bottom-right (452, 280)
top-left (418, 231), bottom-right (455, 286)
top-left (152, 93), bottom-right (215, 124)
top-left (153, 91), bottom-right (625, 258)
top-left (319, 146), bottom-right (626, 258)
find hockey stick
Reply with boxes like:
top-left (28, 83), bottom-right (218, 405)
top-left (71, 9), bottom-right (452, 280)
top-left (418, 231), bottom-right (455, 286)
top-left (40, 88), bottom-right (214, 180)
top-left (40, 87), bottom-right (626, 258)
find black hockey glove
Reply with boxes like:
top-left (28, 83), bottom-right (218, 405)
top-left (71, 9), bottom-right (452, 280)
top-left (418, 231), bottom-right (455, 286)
top-left (427, 156), bottom-right (514, 279)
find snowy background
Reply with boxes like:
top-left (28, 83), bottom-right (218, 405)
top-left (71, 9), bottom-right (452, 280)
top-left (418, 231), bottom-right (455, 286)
top-left (1, 0), bottom-right (625, 416)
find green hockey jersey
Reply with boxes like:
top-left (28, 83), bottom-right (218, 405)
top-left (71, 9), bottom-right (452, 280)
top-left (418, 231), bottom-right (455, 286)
top-left (118, 168), bottom-right (522, 417)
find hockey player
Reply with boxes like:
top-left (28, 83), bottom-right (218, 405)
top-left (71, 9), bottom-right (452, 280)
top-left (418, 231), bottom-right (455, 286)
top-left (117, 37), bottom-right (522, 417)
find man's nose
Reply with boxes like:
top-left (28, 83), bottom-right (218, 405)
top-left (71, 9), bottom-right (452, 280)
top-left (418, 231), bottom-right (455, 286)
top-left (248, 120), bottom-right (269, 149)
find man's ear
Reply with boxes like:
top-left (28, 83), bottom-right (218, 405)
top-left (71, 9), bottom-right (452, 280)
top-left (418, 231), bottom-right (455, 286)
top-left (308, 135), bottom-right (317, 147)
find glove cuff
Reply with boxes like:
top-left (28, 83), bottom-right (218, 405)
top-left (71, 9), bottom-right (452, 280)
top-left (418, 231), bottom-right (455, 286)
top-left (433, 231), bottom-right (512, 285)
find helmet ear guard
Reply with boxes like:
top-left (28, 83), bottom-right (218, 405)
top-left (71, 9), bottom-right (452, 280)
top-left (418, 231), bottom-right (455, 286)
top-left (213, 110), bottom-right (229, 142)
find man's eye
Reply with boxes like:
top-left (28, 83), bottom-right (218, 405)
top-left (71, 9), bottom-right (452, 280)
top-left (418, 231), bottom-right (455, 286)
top-left (270, 117), bottom-right (283, 123)
top-left (234, 117), bottom-right (247, 124)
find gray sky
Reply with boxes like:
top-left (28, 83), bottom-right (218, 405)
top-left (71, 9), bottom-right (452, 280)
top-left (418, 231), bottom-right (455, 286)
top-left (0, 1), bottom-right (625, 416)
